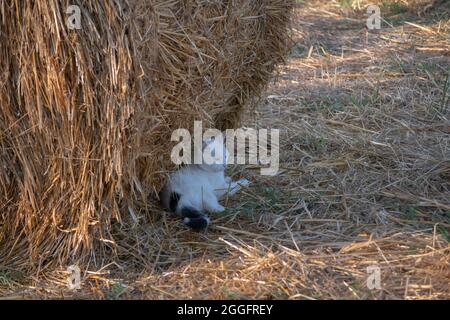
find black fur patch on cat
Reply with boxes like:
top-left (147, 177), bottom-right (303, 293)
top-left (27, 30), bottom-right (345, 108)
top-left (181, 207), bottom-right (209, 231)
top-left (169, 192), bottom-right (181, 212)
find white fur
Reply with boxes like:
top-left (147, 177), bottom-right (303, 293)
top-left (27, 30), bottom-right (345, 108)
top-left (161, 134), bottom-right (250, 215)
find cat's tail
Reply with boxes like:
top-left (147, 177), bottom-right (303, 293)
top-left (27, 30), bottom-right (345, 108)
top-left (181, 207), bottom-right (210, 231)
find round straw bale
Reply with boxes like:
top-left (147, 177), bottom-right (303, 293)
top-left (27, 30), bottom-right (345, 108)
top-left (0, 0), bottom-right (293, 270)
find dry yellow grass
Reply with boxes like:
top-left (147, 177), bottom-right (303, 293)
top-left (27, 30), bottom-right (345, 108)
top-left (1, 0), bottom-right (449, 299)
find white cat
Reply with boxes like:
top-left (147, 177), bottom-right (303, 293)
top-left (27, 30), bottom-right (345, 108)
top-left (160, 134), bottom-right (250, 230)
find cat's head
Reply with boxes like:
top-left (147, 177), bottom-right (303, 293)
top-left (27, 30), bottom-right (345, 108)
top-left (200, 133), bottom-right (229, 172)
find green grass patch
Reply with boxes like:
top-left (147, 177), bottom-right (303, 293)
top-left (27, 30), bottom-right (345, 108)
top-left (438, 226), bottom-right (450, 242)
top-left (108, 282), bottom-right (127, 299)
top-left (381, 1), bottom-right (408, 16)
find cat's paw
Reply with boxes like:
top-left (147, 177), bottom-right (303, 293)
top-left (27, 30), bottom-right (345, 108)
top-left (210, 204), bottom-right (226, 213)
top-left (237, 178), bottom-right (250, 187)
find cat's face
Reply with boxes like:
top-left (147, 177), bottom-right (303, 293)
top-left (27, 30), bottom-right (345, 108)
top-left (201, 134), bottom-right (229, 172)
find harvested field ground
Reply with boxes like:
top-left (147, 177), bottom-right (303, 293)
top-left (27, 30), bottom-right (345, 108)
top-left (1, 0), bottom-right (449, 299)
